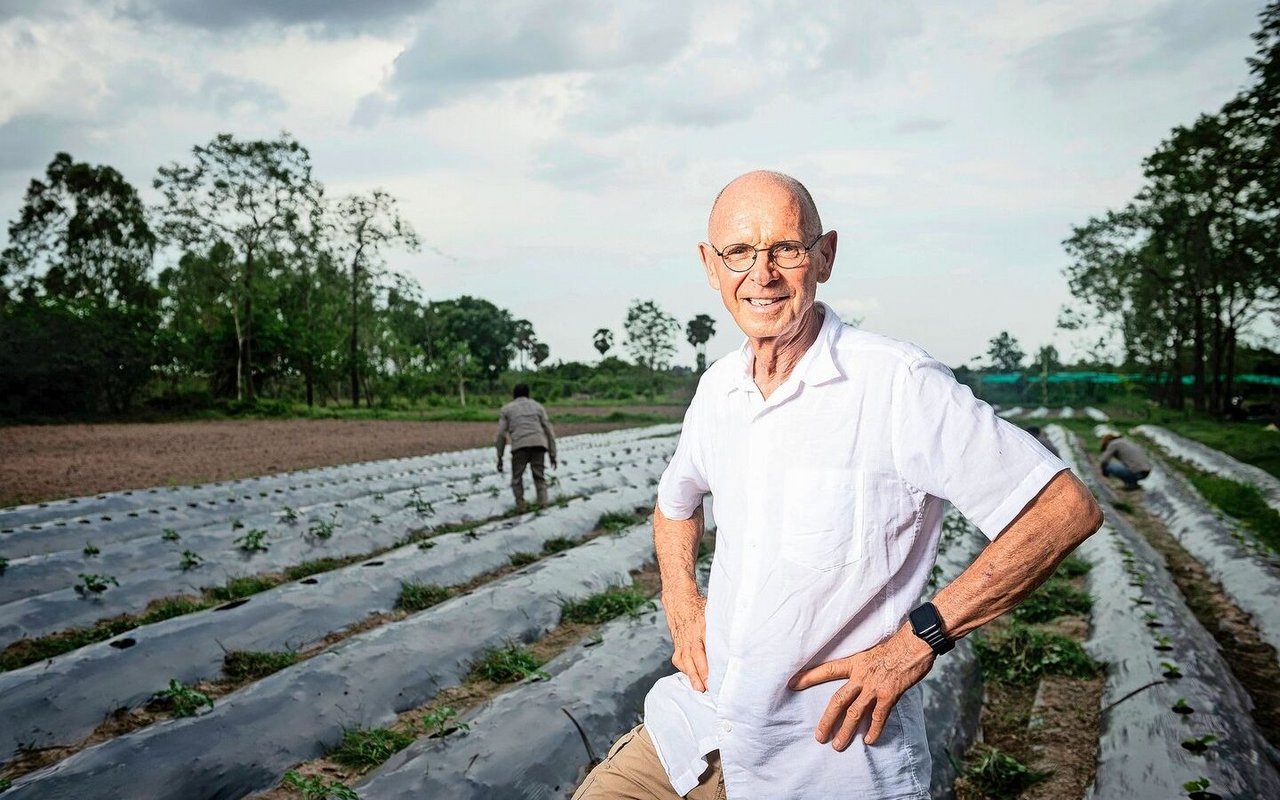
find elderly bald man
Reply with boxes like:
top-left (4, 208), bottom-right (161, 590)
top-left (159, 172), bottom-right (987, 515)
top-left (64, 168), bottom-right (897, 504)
top-left (571, 171), bottom-right (1102, 800)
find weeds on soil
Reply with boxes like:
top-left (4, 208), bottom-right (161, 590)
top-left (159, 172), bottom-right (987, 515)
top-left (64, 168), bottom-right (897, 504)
top-left (223, 649), bottom-right (298, 681)
top-left (82, 542), bottom-right (99, 556)
top-left (1012, 578), bottom-right (1092, 623)
top-left (561, 586), bottom-right (655, 625)
top-left (470, 644), bottom-right (549, 683)
top-left (973, 622), bottom-right (1100, 685)
top-left (180, 550), bottom-right (203, 571)
top-left (395, 581), bottom-right (451, 612)
top-left (73, 573), bottom-right (118, 595)
top-left (509, 551), bottom-right (538, 567)
top-left (542, 537), bottom-right (575, 554)
top-left (161, 528), bottom-right (180, 541)
top-left (282, 771), bottom-right (358, 800)
top-left (209, 575), bottom-right (277, 602)
top-left (329, 726), bottom-right (414, 770)
top-left (598, 509), bottom-right (646, 533)
top-left (285, 558), bottom-right (348, 580)
top-left (422, 705), bottom-right (470, 736)
top-left (153, 678), bottom-right (213, 717)
top-left (960, 744), bottom-right (1047, 799)
top-left (235, 528), bottom-right (270, 553)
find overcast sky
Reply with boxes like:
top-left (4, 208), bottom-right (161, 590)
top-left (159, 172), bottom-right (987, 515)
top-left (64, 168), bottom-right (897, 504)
top-left (0, 0), bottom-right (1269, 368)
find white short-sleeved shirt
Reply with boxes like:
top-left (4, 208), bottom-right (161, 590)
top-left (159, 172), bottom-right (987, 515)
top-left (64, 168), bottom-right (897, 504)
top-left (645, 303), bottom-right (1067, 799)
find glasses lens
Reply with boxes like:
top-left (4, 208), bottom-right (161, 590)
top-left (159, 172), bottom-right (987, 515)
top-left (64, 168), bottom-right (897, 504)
top-left (770, 241), bottom-right (804, 267)
top-left (721, 244), bottom-right (755, 270)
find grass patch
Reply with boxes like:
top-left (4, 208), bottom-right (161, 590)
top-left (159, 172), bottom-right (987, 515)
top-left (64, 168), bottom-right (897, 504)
top-left (151, 678), bottom-right (213, 717)
top-left (508, 551), bottom-right (538, 567)
top-left (284, 558), bottom-right (350, 581)
top-left (328, 726), bottom-right (415, 770)
top-left (282, 771), bottom-right (359, 800)
top-left (973, 622), bottom-right (1101, 685)
top-left (395, 581), bottom-right (451, 613)
top-left (1055, 555), bottom-right (1091, 578)
top-left (469, 644), bottom-right (549, 683)
top-left (1012, 578), bottom-right (1092, 624)
top-left (207, 575), bottom-right (279, 602)
top-left (959, 744), bottom-right (1048, 800)
top-left (222, 649), bottom-right (298, 682)
top-left (1160, 419), bottom-right (1280, 482)
top-left (541, 536), bottom-right (576, 554)
top-left (1164, 458), bottom-right (1280, 555)
top-left (560, 585), bottom-right (655, 624)
top-left (596, 509), bottom-right (647, 533)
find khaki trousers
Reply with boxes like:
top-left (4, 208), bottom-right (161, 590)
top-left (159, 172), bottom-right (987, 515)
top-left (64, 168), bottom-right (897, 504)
top-left (511, 445), bottom-right (547, 509)
top-left (572, 724), bottom-right (726, 800)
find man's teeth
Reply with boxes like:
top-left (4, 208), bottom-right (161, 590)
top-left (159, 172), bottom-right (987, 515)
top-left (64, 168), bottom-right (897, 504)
top-left (748, 298), bottom-right (783, 307)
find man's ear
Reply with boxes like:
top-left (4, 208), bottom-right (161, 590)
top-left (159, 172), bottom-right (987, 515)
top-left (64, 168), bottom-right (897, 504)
top-left (815, 230), bottom-right (838, 283)
top-left (699, 242), bottom-right (722, 291)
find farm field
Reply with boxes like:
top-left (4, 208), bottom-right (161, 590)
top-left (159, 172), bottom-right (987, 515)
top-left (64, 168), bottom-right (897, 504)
top-left (0, 410), bottom-right (685, 507)
top-left (1, 416), bottom-right (1278, 799)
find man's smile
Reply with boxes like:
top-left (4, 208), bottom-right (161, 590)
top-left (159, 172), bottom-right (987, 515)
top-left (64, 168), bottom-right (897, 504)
top-left (745, 296), bottom-right (788, 307)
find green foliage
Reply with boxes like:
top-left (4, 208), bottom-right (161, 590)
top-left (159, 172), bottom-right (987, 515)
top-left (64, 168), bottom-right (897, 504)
top-left (560, 586), bottom-right (655, 625)
top-left (1055, 555), bottom-right (1091, 578)
top-left (421, 706), bottom-right (470, 736)
top-left (154, 678), bottom-right (213, 717)
top-left (961, 744), bottom-right (1047, 799)
top-left (597, 509), bottom-right (646, 533)
top-left (470, 644), bottom-right (549, 683)
top-left (624, 299), bottom-right (679, 373)
top-left (1159, 420), bottom-right (1280, 482)
top-left (161, 528), bottom-right (181, 541)
top-left (1012, 578), bottom-right (1092, 623)
top-left (329, 726), bottom-right (414, 769)
top-left (280, 506), bottom-right (300, 524)
top-left (0, 557), bottom-right (7, 575)
top-left (973, 623), bottom-right (1101, 685)
top-left (223, 650), bottom-right (298, 682)
top-left (395, 581), bottom-right (451, 612)
top-left (1167, 458), bottom-right (1280, 554)
top-left (285, 558), bottom-right (347, 580)
top-left (180, 550), bottom-right (203, 571)
top-left (983, 331), bottom-right (1025, 372)
top-left (508, 551), bottom-right (538, 567)
top-left (82, 542), bottom-right (100, 556)
top-left (282, 771), bottom-right (359, 800)
top-left (209, 575), bottom-right (278, 601)
top-left (307, 515), bottom-right (339, 540)
top-left (1183, 777), bottom-right (1212, 792)
top-left (73, 573), bottom-right (118, 595)
top-left (235, 528), bottom-right (270, 552)
top-left (542, 537), bottom-right (575, 554)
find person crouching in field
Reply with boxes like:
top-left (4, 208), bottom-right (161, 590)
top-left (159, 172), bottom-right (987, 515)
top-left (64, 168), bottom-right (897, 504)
top-left (1099, 432), bottom-right (1152, 491)
top-left (495, 383), bottom-right (558, 512)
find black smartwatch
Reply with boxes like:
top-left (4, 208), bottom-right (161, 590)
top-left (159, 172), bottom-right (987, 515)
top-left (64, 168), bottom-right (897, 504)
top-left (909, 602), bottom-right (954, 655)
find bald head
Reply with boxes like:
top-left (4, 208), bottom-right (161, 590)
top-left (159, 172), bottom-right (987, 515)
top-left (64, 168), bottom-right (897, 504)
top-left (709, 170), bottom-right (823, 242)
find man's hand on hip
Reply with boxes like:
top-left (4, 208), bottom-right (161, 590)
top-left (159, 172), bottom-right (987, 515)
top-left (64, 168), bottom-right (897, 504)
top-left (496, 459), bottom-right (503, 473)
top-left (788, 626), bottom-right (935, 749)
top-left (664, 590), bottom-right (709, 692)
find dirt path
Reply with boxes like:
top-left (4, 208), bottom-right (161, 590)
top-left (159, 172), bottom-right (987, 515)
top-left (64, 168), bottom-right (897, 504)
top-left (0, 417), bottom-right (666, 507)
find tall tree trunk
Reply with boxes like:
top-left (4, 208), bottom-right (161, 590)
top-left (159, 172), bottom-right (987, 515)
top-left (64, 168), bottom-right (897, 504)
top-left (230, 305), bottom-right (244, 402)
top-left (244, 247), bottom-right (256, 402)
top-left (1192, 295), bottom-right (1206, 413)
top-left (350, 258), bottom-right (360, 408)
top-left (1224, 327), bottom-right (1238, 415)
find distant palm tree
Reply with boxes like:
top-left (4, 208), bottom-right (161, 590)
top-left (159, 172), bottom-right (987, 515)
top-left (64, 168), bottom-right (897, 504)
top-left (592, 328), bottom-right (613, 359)
top-left (685, 314), bottom-right (716, 371)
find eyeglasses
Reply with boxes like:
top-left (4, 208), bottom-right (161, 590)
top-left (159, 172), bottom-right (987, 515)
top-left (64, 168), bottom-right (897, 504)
top-left (708, 233), bottom-right (825, 272)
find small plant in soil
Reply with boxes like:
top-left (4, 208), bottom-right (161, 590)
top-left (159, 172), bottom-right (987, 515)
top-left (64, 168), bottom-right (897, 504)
top-left (542, 537), bottom-right (575, 554)
top-left (1154, 633), bottom-right (1174, 652)
top-left (370, 514), bottom-right (383, 525)
top-left (418, 539), bottom-right (436, 550)
top-left (74, 573), bottom-right (119, 595)
top-left (396, 581), bottom-right (451, 612)
top-left (598, 510), bottom-right (646, 533)
top-left (153, 678), bottom-right (213, 717)
top-left (235, 528), bottom-right (270, 553)
top-left (406, 487), bottom-right (435, 518)
top-left (1160, 661), bottom-right (1184, 679)
top-left (180, 550), bottom-right (204, 571)
top-left (1172, 698), bottom-right (1194, 714)
top-left (83, 542), bottom-right (100, 557)
top-left (972, 622), bottom-right (1100, 685)
top-left (285, 558), bottom-right (345, 580)
top-left (282, 771), bottom-right (359, 800)
top-left (373, 492), bottom-right (385, 501)
top-left (330, 726), bottom-right (414, 769)
top-left (280, 506), bottom-right (300, 524)
top-left (223, 649), bottom-right (298, 681)
top-left (0, 776), bottom-right (10, 790)
top-left (470, 644), bottom-right (549, 683)
top-left (1012, 578), bottom-right (1092, 623)
top-left (0, 556), bottom-right (8, 575)
top-left (162, 528), bottom-right (180, 541)
top-left (1183, 776), bottom-right (1222, 800)
top-left (209, 575), bottom-right (277, 601)
top-left (561, 586), bottom-right (655, 625)
top-left (1055, 555), bottom-right (1091, 578)
top-left (422, 706), bottom-right (470, 737)
top-left (231, 518), bottom-right (245, 530)
top-left (509, 551), bottom-right (538, 567)
top-left (307, 514), bottom-right (338, 540)
top-left (960, 744), bottom-right (1047, 799)
top-left (453, 492), bottom-right (467, 504)
top-left (1181, 733), bottom-right (1218, 754)
top-left (489, 487), bottom-right (500, 498)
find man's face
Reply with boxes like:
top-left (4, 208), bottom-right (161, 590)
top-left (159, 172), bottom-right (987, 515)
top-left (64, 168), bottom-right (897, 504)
top-left (698, 180), bottom-right (836, 343)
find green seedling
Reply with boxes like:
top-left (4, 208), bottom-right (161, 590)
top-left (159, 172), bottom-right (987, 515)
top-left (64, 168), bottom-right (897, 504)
top-left (154, 678), bottom-right (212, 717)
top-left (180, 550), bottom-right (203, 571)
top-left (1013, 579), bottom-right (1092, 623)
top-left (1181, 734), bottom-right (1218, 754)
top-left (209, 575), bottom-right (277, 601)
top-left (330, 726), bottom-right (414, 769)
top-left (542, 537), bottom-right (575, 554)
top-left (406, 488), bottom-right (435, 518)
top-left (961, 745), bottom-right (1047, 799)
top-left (235, 528), bottom-right (270, 552)
top-left (373, 492), bottom-right (385, 501)
top-left (0, 556), bottom-right (9, 575)
top-left (453, 492), bottom-right (467, 504)
top-left (1172, 698), bottom-right (1194, 714)
top-left (422, 706), bottom-right (470, 736)
top-left (307, 515), bottom-right (338, 540)
top-left (509, 551), bottom-right (538, 567)
top-left (1160, 660), bottom-right (1184, 679)
top-left (223, 649), bottom-right (298, 681)
top-left (1154, 633), bottom-right (1174, 651)
top-left (370, 514), bottom-right (383, 525)
top-left (470, 644), bottom-right (549, 683)
top-left (83, 542), bottom-right (100, 557)
top-left (489, 487), bottom-right (500, 498)
top-left (561, 586), bottom-right (655, 625)
top-left (1183, 777), bottom-right (1211, 792)
top-left (285, 558), bottom-right (346, 580)
top-left (282, 771), bottom-right (358, 800)
top-left (231, 518), bottom-right (245, 530)
top-left (280, 506), bottom-right (300, 524)
top-left (396, 581), bottom-right (451, 612)
top-left (162, 528), bottom-right (181, 541)
top-left (972, 623), bottom-right (1100, 685)
top-left (74, 573), bottom-right (119, 595)
top-left (418, 540), bottom-right (436, 550)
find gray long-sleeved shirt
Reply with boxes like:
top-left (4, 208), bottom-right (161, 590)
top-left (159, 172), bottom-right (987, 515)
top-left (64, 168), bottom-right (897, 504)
top-left (495, 397), bottom-right (557, 459)
top-left (1100, 437), bottom-right (1152, 473)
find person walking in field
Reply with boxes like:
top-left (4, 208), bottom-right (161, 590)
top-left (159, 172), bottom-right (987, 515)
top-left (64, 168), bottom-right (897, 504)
top-left (572, 171), bottom-right (1103, 799)
top-left (1099, 432), bottom-right (1152, 491)
top-left (496, 383), bottom-right (557, 512)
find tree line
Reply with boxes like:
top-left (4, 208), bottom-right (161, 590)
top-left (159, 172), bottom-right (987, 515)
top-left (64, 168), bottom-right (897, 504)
top-left (1061, 2), bottom-right (1280, 414)
top-left (0, 135), bottom-right (718, 418)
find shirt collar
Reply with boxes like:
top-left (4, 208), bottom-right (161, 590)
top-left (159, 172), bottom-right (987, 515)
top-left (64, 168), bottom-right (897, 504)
top-left (728, 301), bottom-right (844, 395)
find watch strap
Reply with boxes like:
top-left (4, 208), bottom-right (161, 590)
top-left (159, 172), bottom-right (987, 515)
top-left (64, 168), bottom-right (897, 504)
top-left (909, 602), bottom-right (954, 655)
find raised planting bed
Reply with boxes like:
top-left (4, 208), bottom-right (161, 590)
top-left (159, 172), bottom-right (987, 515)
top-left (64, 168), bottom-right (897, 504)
top-left (3, 521), bottom-right (661, 799)
top-left (0, 455), bottom-right (669, 648)
top-left (0, 485), bottom-right (661, 761)
top-left (1138, 456), bottom-right (1280, 656)
top-left (1135, 424), bottom-right (1280, 516)
top-left (1083, 407), bottom-right (1109, 421)
top-left (1049, 425), bottom-right (1280, 799)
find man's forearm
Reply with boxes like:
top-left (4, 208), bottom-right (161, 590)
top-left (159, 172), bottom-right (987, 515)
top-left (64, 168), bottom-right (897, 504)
top-left (931, 470), bottom-right (1103, 640)
top-left (654, 502), bottom-right (704, 600)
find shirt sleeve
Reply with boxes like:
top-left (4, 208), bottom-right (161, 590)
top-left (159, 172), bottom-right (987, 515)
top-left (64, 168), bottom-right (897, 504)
top-left (657, 392), bottom-right (710, 521)
top-left (891, 357), bottom-right (1068, 540)
top-left (1099, 440), bottom-right (1118, 467)
top-left (495, 408), bottom-right (509, 458)
top-left (539, 404), bottom-right (557, 458)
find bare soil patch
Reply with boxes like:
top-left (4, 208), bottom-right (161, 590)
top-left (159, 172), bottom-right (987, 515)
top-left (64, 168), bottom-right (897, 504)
top-left (0, 416), bottom-right (665, 507)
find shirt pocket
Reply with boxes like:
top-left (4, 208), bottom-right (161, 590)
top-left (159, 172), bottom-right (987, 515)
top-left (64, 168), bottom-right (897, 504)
top-left (781, 468), bottom-right (862, 572)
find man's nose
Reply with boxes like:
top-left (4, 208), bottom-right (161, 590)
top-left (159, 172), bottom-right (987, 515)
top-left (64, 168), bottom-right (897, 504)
top-left (747, 249), bottom-right (778, 285)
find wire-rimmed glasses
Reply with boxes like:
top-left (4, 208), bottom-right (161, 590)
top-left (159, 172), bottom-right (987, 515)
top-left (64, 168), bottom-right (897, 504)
top-left (708, 233), bottom-right (825, 273)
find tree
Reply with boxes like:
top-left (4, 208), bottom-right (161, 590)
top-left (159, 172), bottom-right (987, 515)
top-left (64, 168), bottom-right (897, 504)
top-left (512, 319), bottom-right (536, 371)
top-left (592, 327), bottom-right (613, 359)
top-left (984, 331), bottom-right (1025, 372)
top-left (532, 341), bottom-right (550, 368)
top-left (153, 132), bottom-right (323, 401)
top-left (420, 296), bottom-right (518, 379)
top-left (1030, 344), bottom-right (1060, 404)
top-left (331, 189), bottom-right (420, 407)
top-left (1, 153), bottom-right (159, 413)
top-left (685, 313), bottom-right (716, 371)
top-left (624, 299), bottom-right (679, 373)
